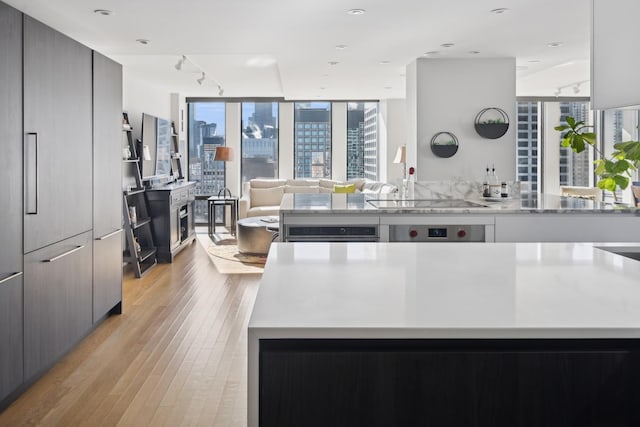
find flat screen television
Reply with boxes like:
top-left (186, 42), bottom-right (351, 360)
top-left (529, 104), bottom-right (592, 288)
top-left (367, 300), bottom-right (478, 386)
top-left (141, 113), bottom-right (173, 180)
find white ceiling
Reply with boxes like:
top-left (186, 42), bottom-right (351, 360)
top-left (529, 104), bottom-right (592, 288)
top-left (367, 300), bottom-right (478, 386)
top-left (4, 0), bottom-right (591, 100)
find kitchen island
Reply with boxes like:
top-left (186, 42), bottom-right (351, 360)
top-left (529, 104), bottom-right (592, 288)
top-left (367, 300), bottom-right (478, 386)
top-left (279, 193), bottom-right (640, 242)
top-left (248, 241), bottom-right (640, 426)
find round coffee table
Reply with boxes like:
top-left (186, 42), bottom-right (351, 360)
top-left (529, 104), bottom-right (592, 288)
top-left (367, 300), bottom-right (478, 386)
top-left (236, 216), bottom-right (279, 255)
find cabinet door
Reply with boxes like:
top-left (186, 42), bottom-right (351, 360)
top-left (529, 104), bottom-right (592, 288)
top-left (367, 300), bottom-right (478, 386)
top-left (92, 52), bottom-right (123, 322)
top-left (93, 51), bottom-right (122, 237)
top-left (0, 274), bottom-right (23, 403)
top-left (24, 232), bottom-right (92, 379)
top-left (93, 232), bottom-right (122, 322)
top-left (0, 2), bottom-right (24, 403)
top-left (23, 16), bottom-right (93, 253)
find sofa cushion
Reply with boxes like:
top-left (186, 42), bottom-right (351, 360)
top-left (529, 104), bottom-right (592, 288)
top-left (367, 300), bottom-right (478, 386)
top-left (318, 187), bottom-right (333, 194)
top-left (247, 206), bottom-right (280, 217)
top-left (286, 179), bottom-right (319, 187)
top-left (285, 185), bottom-right (320, 194)
top-left (250, 185), bottom-right (285, 207)
top-left (333, 183), bottom-right (356, 193)
top-left (347, 178), bottom-right (366, 191)
top-left (250, 178), bottom-right (286, 189)
top-left (319, 178), bottom-right (343, 189)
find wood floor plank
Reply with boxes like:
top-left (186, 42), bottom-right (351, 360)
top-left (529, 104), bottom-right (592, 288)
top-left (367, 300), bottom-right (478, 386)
top-left (0, 236), bottom-right (259, 426)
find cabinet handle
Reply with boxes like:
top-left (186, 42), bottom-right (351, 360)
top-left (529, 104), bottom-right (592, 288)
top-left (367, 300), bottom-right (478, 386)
top-left (43, 245), bottom-right (85, 263)
top-left (25, 132), bottom-right (38, 214)
top-left (96, 229), bottom-right (122, 240)
top-left (0, 272), bottom-right (23, 285)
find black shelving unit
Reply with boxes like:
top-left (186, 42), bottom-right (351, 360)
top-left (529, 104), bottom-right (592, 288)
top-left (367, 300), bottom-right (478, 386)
top-left (170, 122), bottom-right (184, 180)
top-left (122, 112), bottom-right (157, 277)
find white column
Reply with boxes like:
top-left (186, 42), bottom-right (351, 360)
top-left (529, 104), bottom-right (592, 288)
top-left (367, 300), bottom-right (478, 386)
top-left (226, 102), bottom-right (241, 196)
top-left (332, 102), bottom-right (347, 181)
top-left (279, 102), bottom-right (294, 180)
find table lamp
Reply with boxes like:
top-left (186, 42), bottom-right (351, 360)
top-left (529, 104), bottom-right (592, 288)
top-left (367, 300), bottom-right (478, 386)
top-left (214, 146), bottom-right (233, 197)
top-left (393, 145), bottom-right (407, 180)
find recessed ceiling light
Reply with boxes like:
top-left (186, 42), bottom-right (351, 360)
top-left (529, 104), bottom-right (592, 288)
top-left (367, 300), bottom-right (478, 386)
top-left (468, 51), bottom-right (480, 54)
top-left (423, 51), bottom-right (440, 56)
top-left (490, 8), bottom-right (509, 14)
top-left (441, 43), bottom-right (455, 48)
top-left (335, 44), bottom-right (348, 50)
top-left (547, 41), bottom-right (563, 48)
top-left (328, 61), bottom-right (339, 66)
top-left (528, 59), bottom-right (541, 63)
top-left (379, 60), bottom-right (390, 65)
top-left (384, 86), bottom-right (392, 90)
top-left (320, 86), bottom-right (327, 90)
top-left (322, 73), bottom-right (329, 77)
top-left (136, 39), bottom-right (150, 45)
top-left (93, 9), bottom-right (112, 16)
top-left (347, 8), bottom-right (366, 15)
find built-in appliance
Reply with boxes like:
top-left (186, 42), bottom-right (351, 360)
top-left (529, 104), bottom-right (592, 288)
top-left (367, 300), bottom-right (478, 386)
top-left (367, 199), bottom-right (489, 209)
top-left (389, 224), bottom-right (486, 242)
top-left (284, 225), bottom-right (379, 242)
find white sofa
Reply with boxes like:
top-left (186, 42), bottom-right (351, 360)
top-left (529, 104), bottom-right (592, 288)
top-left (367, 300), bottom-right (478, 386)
top-left (238, 178), bottom-right (397, 219)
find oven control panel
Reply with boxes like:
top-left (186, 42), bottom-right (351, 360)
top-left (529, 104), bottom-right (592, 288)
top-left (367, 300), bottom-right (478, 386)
top-left (389, 224), bottom-right (486, 242)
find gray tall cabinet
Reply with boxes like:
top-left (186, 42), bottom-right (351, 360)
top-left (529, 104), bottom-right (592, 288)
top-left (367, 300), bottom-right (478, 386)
top-left (0, 1), bottom-right (123, 406)
top-left (0, 1), bottom-right (24, 404)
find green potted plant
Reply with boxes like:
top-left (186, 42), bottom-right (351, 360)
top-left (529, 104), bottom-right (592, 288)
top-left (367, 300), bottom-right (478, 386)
top-left (554, 116), bottom-right (640, 202)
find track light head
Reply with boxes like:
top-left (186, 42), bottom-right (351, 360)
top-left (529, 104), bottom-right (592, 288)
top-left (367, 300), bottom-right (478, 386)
top-left (175, 55), bottom-right (186, 71)
top-left (197, 72), bottom-right (206, 85)
top-left (217, 85), bottom-right (224, 96)
top-left (573, 84), bottom-right (581, 94)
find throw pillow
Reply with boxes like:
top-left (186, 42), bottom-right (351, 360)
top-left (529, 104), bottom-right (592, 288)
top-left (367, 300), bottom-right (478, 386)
top-left (333, 183), bottom-right (356, 193)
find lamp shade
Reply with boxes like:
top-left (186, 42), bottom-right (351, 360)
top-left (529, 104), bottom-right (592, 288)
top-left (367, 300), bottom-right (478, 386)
top-left (393, 145), bottom-right (406, 164)
top-left (214, 146), bottom-right (233, 161)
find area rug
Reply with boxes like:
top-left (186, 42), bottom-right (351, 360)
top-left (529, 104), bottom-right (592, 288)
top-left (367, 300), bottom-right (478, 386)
top-left (196, 232), bottom-right (265, 275)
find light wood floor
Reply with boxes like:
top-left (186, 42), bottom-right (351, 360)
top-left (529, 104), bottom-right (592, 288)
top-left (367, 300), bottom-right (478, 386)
top-left (0, 237), bottom-right (261, 426)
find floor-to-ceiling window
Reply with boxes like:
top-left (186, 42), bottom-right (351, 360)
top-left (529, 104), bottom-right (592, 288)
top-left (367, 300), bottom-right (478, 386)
top-left (347, 102), bottom-right (379, 180)
top-left (557, 101), bottom-right (593, 187)
top-left (516, 102), bottom-right (539, 192)
top-left (294, 102), bottom-right (332, 178)
top-left (241, 102), bottom-right (278, 189)
top-left (601, 109), bottom-right (640, 201)
top-left (188, 102), bottom-right (226, 223)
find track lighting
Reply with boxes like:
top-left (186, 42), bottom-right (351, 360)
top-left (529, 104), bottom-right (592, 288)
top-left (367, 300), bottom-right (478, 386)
top-left (554, 88), bottom-right (561, 97)
top-left (217, 85), bottom-right (224, 96)
top-left (197, 72), bottom-right (206, 85)
top-left (175, 55), bottom-right (186, 71)
top-left (573, 84), bottom-right (581, 94)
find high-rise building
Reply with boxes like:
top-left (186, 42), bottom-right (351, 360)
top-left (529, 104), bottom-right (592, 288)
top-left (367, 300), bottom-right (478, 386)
top-left (294, 104), bottom-right (331, 178)
top-left (363, 104), bottom-right (379, 181)
top-left (346, 108), bottom-right (365, 179)
top-left (516, 101), bottom-right (538, 192)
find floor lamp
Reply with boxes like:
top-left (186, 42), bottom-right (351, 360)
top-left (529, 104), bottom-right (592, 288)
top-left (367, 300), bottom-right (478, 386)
top-left (215, 146), bottom-right (233, 197)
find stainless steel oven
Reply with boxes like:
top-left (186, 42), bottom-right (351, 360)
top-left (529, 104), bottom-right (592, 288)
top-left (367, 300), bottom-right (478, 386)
top-left (284, 225), bottom-right (379, 242)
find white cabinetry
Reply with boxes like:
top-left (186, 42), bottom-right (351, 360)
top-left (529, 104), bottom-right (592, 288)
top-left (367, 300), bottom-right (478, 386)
top-left (494, 214), bottom-right (640, 243)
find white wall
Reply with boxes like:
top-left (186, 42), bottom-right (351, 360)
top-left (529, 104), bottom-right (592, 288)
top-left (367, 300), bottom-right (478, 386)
top-left (226, 102), bottom-right (241, 196)
top-left (279, 102), bottom-right (294, 180)
top-left (591, 0), bottom-right (640, 109)
top-left (332, 102), bottom-right (347, 181)
top-left (123, 71), bottom-right (172, 143)
top-left (380, 99), bottom-right (407, 186)
top-left (407, 58), bottom-right (516, 182)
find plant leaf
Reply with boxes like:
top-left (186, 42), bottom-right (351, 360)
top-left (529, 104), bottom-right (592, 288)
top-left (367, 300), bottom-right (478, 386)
top-left (566, 117), bottom-right (576, 128)
top-left (614, 175), bottom-right (630, 190)
top-left (581, 132), bottom-right (597, 146)
top-left (612, 159), bottom-right (630, 174)
top-left (554, 124), bottom-right (570, 131)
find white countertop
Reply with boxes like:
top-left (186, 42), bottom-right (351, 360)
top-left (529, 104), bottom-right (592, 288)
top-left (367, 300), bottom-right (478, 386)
top-left (279, 193), bottom-right (639, 215)
top-left (249, 242), bottom-right (640, 339)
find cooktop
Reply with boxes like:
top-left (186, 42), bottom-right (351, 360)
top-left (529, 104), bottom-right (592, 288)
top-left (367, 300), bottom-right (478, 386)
top-left (367, 199), bottom-right (489, 209)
